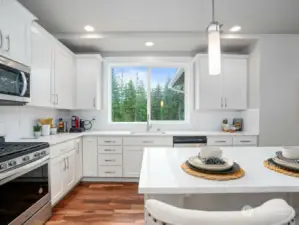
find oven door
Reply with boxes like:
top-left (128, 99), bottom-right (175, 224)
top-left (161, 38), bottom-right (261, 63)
top-left (0, 159), bottom-right (51, 225)
top-left (0, 56), bottom-right (30, 104)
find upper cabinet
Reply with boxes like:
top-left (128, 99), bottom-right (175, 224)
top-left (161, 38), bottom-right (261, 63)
top-left (29, 22), bottom-right (75, 109)
top-left (29, 23), bottom-right (53, 108)
top-left (194, 54), bottom-right (248, 110)
top-left (75, 55), bottom-right (102, 110)
top-left (53, 43), bottom-right (75, 109)
top-left (0, 0), bottom-right (36, 66)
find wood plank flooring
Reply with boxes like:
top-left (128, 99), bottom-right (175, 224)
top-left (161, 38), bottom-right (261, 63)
top-left (46, 182), bottom-right (144, 225)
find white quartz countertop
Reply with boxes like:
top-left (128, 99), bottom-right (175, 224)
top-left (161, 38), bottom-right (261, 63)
top-left (11, 130), bottom-right (258, 146)
top-left (138, 147), bottom-right (299, 194)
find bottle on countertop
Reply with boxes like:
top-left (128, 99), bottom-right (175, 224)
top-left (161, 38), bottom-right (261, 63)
top-left (58, 118), bottom-right (64, 133)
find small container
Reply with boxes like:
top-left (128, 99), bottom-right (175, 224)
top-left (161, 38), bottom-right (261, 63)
top-left (200, 147), bottom-right (223, 159)
top-left (50, 127), bottom-right (57, 135)
top-left (42, 125), bottom-right (50, 136)
top-left (34, 131), bottom-right (41, 138)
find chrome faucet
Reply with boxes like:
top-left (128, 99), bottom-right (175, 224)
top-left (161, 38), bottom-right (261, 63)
top-left (146, 114), bottom-right (152, 132)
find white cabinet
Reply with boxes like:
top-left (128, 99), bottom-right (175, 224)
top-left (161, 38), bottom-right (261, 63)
top-left (75, 138), bottom-right (83, 183)
top-left (29, 22), bottom-right (54, 107)
top-left (207, 135), bottom-right (258, 147)
top-left (194, 54), bottom-right (248, 110)
top-left (64, 150), bottom-right (76, 191)
top-left (50, 154), bottom-right (64, 205)
top-left (0, 0), bottom-right (35, 65)
top-left (76, 55), bottom-right (102, 110)
top-left (50, 140), bottom-right (78, 206)
top-left (123, 147), bottom-right (144, 178)
top-left (233, 136), bottom-right (258, 146)
top-left (207, 136), bottom-right (233, 146)
top-left (83, 136), bottom-right (98, 177)
top-left (54, 44), bottom-right (75, 109)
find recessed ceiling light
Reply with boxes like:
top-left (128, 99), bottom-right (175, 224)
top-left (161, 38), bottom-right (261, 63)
top-left (145, 42), bottom-right (154, 47)
top-left (84, 25), bottom-right (95, 32)
top-left (229, 26), bottom-right (242, 32)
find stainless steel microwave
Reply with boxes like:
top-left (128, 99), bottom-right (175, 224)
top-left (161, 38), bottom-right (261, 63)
top-left (0, 56), bottom-right (30, 105)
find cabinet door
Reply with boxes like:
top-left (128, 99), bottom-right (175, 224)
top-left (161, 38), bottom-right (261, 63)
top-left (76, 57), bottom-right (102, 110)
top-left (83, 137), bottom-right (98, 177)
top-left (123, 147), bottom-right (144, 177)
top-left (223, 58), bottom-right (247, 110)
top-left (50, 155), bottom-right (65, 206)
top-left (1, 0), bottom-right (33, 65)
top-left (75, 138), bottom-right (83, 182)
top-left (29, 23), bottom-right (54, 108)
top-left (196, 56), bottom-right (223, 110)
top-left (54, 44), bottom-right (74, 109)
top-left (64, 150), bottom-right (76, 192)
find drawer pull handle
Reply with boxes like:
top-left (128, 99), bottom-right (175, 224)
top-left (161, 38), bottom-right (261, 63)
top-left (105, 160), bottom-right (116, 162)
top-left (104, 141), bottom-right (116, 143)
top-left (142, 141), bottom-right (154, 143)
top-left (104, 171), bottom-right (115, 174)
top-left (104, 149), bottom-right (115, 152)
top-left (240, 140), bottom-right (251, 143)
top-left (215, 141), bottom-right (226, 143)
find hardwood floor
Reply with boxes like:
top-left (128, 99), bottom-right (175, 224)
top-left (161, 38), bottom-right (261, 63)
top-left (46, 182), bottom-right (144, 225)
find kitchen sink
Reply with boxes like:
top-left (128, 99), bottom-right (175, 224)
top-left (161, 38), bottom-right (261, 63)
top-left (130, 131), bottom-right (167, 135)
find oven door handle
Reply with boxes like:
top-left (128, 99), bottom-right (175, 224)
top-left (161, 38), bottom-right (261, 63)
top-left (0, 157), bottom-right (49, 186)
top-left (20, 71), bottom-right (28, 97)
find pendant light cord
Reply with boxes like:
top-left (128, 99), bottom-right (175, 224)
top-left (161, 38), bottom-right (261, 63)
top-left (212, 0), bottom-right (215, 22)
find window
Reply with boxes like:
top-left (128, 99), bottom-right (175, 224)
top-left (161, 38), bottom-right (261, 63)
top-left (110, 65), bottom-right (186, 123)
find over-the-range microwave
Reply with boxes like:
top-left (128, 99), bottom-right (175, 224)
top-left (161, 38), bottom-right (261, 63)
top-left (0, 56), bottom-right (30, 105)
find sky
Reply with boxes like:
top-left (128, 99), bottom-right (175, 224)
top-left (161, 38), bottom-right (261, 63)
top-left (112, 66), bottom-right (179, 88)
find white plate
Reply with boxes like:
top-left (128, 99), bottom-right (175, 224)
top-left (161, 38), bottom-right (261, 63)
top-left (187, 156), bottom-right (234, 171)
top-left (272, 157), bottom-right (299, 170)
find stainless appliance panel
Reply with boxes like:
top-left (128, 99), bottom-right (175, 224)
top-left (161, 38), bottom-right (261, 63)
top-left (174, 143), bottom-right (206, 147)
top-left (24, 202), bottom-right (51, 225)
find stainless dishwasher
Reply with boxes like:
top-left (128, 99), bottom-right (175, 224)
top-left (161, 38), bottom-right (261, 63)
top-left (173, 136), bottom-right (207, 147)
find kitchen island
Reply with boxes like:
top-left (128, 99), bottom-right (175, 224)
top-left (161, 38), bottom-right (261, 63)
top-left (139, 147), bottom-right (299, 213)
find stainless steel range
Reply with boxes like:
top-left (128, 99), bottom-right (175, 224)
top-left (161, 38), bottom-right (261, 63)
top-left (0, 138), bottom-right (51, 225)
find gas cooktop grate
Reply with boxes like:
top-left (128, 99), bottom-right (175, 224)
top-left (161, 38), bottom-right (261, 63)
top-left (0, 142), bottom-right (50, 157)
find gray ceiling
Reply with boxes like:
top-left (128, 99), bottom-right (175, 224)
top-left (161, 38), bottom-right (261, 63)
top-left (18, 0), bottom-right (299, 54)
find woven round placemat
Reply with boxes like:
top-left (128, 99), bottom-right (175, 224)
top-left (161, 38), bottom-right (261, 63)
top-left (181, 163), bottom-right (245, 181)
top-left (264, 160), bottom-right (299, 178)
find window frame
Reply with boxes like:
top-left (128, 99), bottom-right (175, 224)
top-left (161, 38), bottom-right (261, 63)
top-left (107, 58), bottom-right (191, 125)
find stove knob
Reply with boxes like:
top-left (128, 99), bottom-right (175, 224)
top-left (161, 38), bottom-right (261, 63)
top-left (22, 156), bottom-right (30, 162)
top-left (8, 160), bottom-right (16, 167)
top-left (40, 151), bottom-right (46, 156)
top-left (34, 152), bottom-right (41, 158)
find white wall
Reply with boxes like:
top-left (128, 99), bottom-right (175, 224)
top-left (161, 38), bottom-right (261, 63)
top-left (0, 106), bottom-right (69, 140)
top-left (248, 42), bottom-right (260, 109)
top-left (259, 35), bottom-right (299, 146)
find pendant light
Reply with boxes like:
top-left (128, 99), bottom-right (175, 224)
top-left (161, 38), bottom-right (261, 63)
top-left (207, 0), bottom-right (221, 75)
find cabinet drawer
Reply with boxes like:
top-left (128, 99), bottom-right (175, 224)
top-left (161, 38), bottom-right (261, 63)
top-left (98, 166), bottom-right (122, 177)
top-left (98, 137), bottom-right (122, 146)
top-left (233, 136), bottom-right (258, 146)
top-left (123, 137), bottom-right (172, 146)
top-left (207, 136), bottom-right (233, 146)
top-left (51, 140), bottom-right (75, 158)
top-left (98, 154), bottom-right (122, 166)
top-left (98, 146), bottom-right (122, 154)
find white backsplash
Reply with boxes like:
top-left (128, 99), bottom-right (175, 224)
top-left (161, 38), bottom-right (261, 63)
top-left (0, 106), bottom-right (69, 140)
top-left (71, 109), bottom-right (253, 132)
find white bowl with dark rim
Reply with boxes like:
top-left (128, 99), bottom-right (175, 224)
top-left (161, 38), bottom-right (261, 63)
top-left (282, 146), bottom-right (299, 159)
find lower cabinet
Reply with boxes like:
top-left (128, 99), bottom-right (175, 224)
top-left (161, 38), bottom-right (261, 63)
top-left (75, 138), bottom-right (83, 182)
top-left (50, 149), bottom-right (76, 206)
top-left (123, 147), bottom-right (144, 177)
top-left (83, 136), bottom-right (98, 177)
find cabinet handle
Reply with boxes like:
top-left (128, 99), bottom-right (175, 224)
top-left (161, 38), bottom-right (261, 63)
top-left (104, 141), bottom-right (115, 143)
top-left (225, 98), bottom-right (227, 108)
top-left (56, 94), bottom-right (59, 105)
top-left (104, 149), bottom-right (115, 152)
top-left (240, 140), bottom-right (251, 143)
top-left (67, 157), bottom-right (69, 169)
top-left (93, 97), bottom-right (96, 108)
top-left (105, 159), bottom-right (115, 162)
top-left (0, 30), bottom-right (2, 49)
top-left (5, 35), bottom-right (10, 52)
top-left (104, 171), bottom-right (115, 174)
top-left (215, 140), bottom-right (226, 143)
top-left (221, 98), bottom-right (223, 108)
top-left (63, 158), bottom-right (66, 171)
